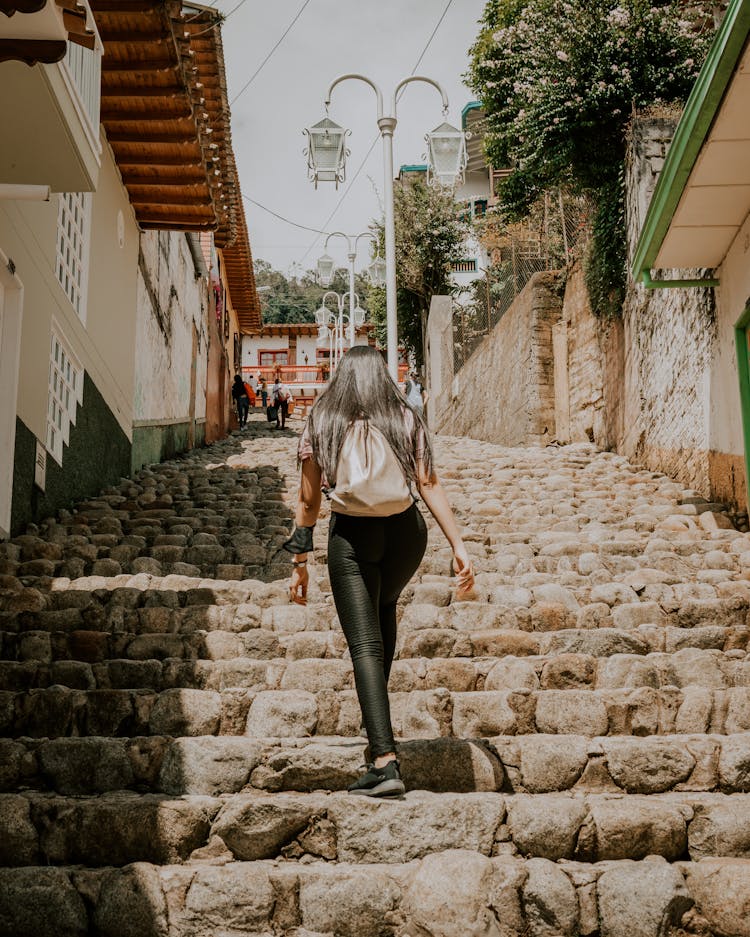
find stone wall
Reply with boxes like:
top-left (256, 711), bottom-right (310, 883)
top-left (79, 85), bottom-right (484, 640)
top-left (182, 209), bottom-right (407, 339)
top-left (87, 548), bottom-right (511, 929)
top-left (621, 117), bottom-right (717, 496)
top-left (133, 231), bottom-right (211, 472)
top-left (432, 273), bottom-right (563, 446)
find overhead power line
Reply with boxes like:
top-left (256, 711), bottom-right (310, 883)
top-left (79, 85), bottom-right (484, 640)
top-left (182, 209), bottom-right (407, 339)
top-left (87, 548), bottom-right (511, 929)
top-left (242, 193), bottom-right (329, 235)
top-left (230, 0), bottom-right (313, 105)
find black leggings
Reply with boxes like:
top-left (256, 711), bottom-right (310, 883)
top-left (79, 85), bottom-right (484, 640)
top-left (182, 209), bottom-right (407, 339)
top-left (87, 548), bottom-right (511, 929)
top-left (328, 503), bottom-right (428, 757)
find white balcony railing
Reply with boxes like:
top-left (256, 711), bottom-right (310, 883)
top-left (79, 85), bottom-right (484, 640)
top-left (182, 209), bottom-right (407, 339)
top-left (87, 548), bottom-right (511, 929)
top-left (61, 41), bottom-right (102, 148)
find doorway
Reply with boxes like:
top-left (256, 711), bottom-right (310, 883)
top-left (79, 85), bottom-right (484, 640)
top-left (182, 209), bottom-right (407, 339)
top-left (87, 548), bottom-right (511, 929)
top-left (0, 250), bottom-right (24, 538)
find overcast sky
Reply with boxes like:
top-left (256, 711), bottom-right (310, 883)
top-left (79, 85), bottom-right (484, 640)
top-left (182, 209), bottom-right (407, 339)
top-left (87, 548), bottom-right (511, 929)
top-left (219, 0), bottom-right (487, 276)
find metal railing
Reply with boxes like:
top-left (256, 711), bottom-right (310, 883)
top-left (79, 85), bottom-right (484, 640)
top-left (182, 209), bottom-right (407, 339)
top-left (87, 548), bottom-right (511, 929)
top-left (242, 363), bottom-right (410, 393)
top-left (452, 191), bottom-right (593, 374)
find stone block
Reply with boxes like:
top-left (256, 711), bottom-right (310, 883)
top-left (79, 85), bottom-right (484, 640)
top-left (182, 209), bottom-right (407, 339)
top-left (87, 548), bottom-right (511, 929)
top-left (515, 735), bottom-right (589, 793)
top-left (245, 690), bottom-right (318, 737)
top-left (280, 659), bottom-right (353, 693)
top-left (612, 603), bottom-right (663, 629)
top-left (689, 799), bottom-right (750, 859)
top-left (212, 792), bottom-right (325, 860)
top-left (149, 689), bottom-right (221, 736)
top-left (540, 653), bottom-right (596, 689)
top-left (506, 794), bottom-right (587, 860)
top-left (452, 691), bottom-right (518, 737)
top-left (522, 857), bottom-right (578, 937)
top-left (597, 860), bottom-right (692, 937)
top-left (682, 858), bottom-right (750, 937)
top-left (534, 690), bottom-right (609, 736)
top-left (92, 863), bottom-right (168, 937)
top-left (578, 798), bottom-right (687, 862)
top-left (485, 657), bottom-right (540, 692)
top-left (300, 866), bottom-right (402, 937)
top-left (400, 850), bottom-right (519, 937)
top-left (719, 736), bottom-right (750, 792)
top-left (35, 794), bottom-right (216, 865)
top-left (159, 737), bottom-right (264, 795)
top-left (0, 794), bottom-right (38, 864)
top-left (175, 864), bottom-right (275, 934)
top-left (603, 738), bottom-right (695, 793)
top-left (0, 867), bottom-right (88, 937)
top-left (39, 737), bottom-right (134, 794)
top-left (330, 791), bottom-right (504, 863)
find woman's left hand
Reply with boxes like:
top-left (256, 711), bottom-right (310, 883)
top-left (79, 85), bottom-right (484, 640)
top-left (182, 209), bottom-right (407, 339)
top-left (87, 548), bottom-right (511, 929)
top-left (290, 565), bottom-right (309, 605)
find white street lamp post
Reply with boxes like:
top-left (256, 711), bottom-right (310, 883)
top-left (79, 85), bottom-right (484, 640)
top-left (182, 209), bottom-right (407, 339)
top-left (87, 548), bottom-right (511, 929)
top-left (321, 231), bottom-right (378, 352)
top-left (315, 290), bottom-right (366, 373)
top-left (306, 74), bottom-right (466, 380)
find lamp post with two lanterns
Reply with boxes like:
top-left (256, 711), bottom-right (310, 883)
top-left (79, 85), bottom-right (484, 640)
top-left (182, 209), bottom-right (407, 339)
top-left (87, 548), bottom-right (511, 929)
top-left (304, 74), bottom-right (467, 380)
top-left (315, 291), bottom-right (367, 374)
top-left (317, 231), bottom-right (385, 351)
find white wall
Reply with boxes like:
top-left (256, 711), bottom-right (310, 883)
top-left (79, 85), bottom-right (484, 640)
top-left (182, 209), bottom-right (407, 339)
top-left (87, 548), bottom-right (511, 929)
top-left (711, 210), bottom-right (750, 458)
top-left (243, 333), bottom-right (289, 369)
top-left (0, 133), bottom-right (139, 444)
top-left (134, 230), bottom-right (209, 426)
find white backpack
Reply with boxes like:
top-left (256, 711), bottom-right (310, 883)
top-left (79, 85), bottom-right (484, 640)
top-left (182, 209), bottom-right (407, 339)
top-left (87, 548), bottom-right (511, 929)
top-left (329, 419), bottom-right (414, 517)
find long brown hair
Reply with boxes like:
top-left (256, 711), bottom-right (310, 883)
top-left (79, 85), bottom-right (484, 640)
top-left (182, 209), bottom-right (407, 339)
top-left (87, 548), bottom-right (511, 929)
top-left (307, 346), bottom-right (433, 486)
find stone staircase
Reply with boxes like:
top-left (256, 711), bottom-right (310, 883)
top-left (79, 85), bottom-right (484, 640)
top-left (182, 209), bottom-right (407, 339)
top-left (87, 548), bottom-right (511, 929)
top-left (1, 417), bottom-right (749, 936)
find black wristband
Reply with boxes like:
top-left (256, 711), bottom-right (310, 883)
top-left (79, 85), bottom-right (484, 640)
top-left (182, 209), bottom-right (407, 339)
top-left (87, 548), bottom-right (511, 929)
top-left (282, 525), bottom-right (314, 554)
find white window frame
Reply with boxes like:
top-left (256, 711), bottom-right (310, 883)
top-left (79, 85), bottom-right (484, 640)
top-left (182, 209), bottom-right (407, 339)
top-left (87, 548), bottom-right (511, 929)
top-left (46, 321), bottom-right (84, 467)
top-left (55, 191), bottom-right (92, 324)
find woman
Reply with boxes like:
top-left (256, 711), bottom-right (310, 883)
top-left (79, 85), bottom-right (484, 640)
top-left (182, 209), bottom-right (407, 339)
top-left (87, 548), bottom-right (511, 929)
top-left (231, 374), bottom-right (250, 428)
top-left (259, 377), bottom-right (268, 409)
top-left (284, 346), bottom-right (473, 798)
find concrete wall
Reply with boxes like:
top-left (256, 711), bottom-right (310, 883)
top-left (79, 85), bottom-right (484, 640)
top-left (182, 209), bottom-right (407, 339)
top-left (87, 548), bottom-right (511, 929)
top-left (621, 117), bottom-right (718, 498)
top-left (132, 230), bottom-right (210, 472)
top-left (710, 208), bottom-right (750, 508)
top-left (433, 272), bottom-right (563, 445)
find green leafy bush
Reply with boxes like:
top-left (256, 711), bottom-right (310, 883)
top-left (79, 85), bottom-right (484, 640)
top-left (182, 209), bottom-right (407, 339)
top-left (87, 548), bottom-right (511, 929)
top-left (468, 0), bottom-right (715, 314)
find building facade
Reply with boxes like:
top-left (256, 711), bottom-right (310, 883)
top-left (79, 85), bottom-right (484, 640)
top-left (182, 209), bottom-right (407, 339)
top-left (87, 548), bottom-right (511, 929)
top-left (0, 0), bottom-right (260, 537)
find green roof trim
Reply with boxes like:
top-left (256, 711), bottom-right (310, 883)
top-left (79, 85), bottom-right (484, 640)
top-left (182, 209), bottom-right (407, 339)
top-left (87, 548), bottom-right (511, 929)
top-left (631, 0), bottom-right (750, 284)
top-left (399, 164), bottom-right (428, 173)
top-left (461, 100), bottom-right (482, 130)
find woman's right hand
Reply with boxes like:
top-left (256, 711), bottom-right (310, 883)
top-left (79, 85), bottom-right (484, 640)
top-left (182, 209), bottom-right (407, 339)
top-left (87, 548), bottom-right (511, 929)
top-left (452, 541), bottom-right (471, 576)
top-left (452, 541), bottom-right (476, 601)
top-left (290, 565), bottom-right (309, 605)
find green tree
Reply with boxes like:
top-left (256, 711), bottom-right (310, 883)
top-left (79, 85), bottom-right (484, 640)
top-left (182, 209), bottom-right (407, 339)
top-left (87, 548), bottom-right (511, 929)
top-left (370, 180), bottom-right (467, 366)
top-left (468, 0), bottom-right (715, 315)
top-left (253, 259), bottom-right (370, 325)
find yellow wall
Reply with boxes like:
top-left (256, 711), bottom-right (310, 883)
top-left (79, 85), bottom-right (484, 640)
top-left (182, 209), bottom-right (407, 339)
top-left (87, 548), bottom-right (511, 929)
top-left (0, 132), bottom-right (139, 443)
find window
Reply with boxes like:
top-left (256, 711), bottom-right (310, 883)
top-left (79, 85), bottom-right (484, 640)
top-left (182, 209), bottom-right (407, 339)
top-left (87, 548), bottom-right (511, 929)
top-left (55, 192), bottom-right (91, 322)
top-left (451, 259), bottom-right (478, 273)
top-left (259, 350), bottom-right (289, 367)
top-left (46, 323), bottom-right (83, 466)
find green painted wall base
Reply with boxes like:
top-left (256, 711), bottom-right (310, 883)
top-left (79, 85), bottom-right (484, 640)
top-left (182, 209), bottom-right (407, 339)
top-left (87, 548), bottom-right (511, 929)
top-left (11, 373), bottom-right (131, 536)
top-left (131, 420), bottom-right (206, 474)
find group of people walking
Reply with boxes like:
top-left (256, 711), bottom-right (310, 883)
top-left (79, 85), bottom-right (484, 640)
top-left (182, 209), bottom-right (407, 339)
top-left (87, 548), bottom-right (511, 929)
top-left (232, 373), bottom-right (292, 429)
top-left (283, 348), bottom-right (470, 799)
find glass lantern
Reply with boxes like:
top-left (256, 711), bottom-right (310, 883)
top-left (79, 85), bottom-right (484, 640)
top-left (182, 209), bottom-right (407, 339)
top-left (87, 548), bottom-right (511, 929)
top-left (315, 306), bottom-right (330, 326)
top-left (316, 323), bottom-right (330, 344)
top-left (353, 305), bottom-right (367, 328)
top-left (425, 121), bottom-right (467, 188)
top-left (317, 254), bottom-right (335, 287)
top-left (367, 256), bottom-right (386, 288)
top-left (303, 117), bottom-right (350, 188)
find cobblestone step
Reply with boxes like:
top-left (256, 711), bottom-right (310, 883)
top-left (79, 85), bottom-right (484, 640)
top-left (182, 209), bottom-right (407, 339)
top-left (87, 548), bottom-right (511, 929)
top-left (4, 733), bottom-right (750, 798)
top-left (2, 854), bottom-right (747, 937)
top-left (2, 647), bottom-right (750, 694)
top-left (5, 683), bottom-right (750, 739)
top-left (3, 425), bottom-right (750, 933)
top-left (3, 788), bottom-right (750, 867)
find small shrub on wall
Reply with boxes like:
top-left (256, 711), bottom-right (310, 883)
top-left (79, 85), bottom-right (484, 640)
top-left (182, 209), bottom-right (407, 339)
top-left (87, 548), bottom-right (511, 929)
top-left (468, 0), bottom-right (715, 315)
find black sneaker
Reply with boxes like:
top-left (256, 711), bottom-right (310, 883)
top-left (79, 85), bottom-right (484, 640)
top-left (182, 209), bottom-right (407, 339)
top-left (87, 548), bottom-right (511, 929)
top-left (348, 760), bottom-right (405, 798)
